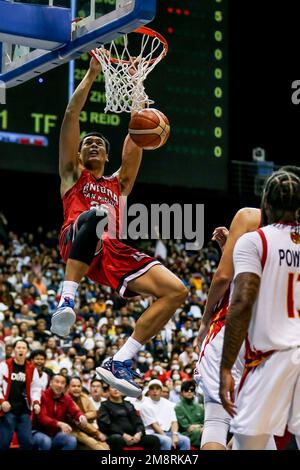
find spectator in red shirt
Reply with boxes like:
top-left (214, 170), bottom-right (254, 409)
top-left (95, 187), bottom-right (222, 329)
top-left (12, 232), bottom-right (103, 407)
top-left (32, 374), bottom-right (87, 450)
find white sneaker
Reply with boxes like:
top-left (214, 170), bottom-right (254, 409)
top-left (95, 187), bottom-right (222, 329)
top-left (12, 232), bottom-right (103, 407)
top-left (50, 297), bottom-right (76, 338)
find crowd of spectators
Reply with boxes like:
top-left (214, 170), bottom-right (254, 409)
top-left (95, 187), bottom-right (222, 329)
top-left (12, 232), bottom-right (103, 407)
top-left (0, 225), bottom-right (220, 450)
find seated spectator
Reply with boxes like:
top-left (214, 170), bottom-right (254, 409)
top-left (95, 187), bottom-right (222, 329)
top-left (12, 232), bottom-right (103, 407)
top-left (34, 318), bottom-right (51, 345)
top-left (14, 305), bottom-right (36, 327)
top-left (0, 321), bottom-right (4, 341)
top-left (0, 339), bottom-right (41, 450)
top-left (98, 386), bottom-right (160, 452)
top-left (19, 321), bottom-right (29, 338)
top-left (90, 378), bottom-right (106, 410)
top-left (45, 348), bottom-right (60, 373)
top-left (101, 383), bottom-right (110, 401)
top-left (179, 342), bottom-right (198, 367)
top-left (169, 379), bottom-right (183, 404)
top-left (82, 369), bottom-right (92, 393)
top-left (180, 319), bottom-right (194, 341)
top-left (175, 380), bottom-right (204, 448)
top-left (161, 385), bottom-right (170, 400)
top-left (68, 377), bottom-right (109, 450)
top-left (2, 307), bottom-right (14, 331)
top-left (135, 351), bottom-right (149, 374)
top-left (31, 349), bottom-right (53, 390)
top-left (140, 379), bottom-right (190, 450)
top-left (35, 304), bottom-right (52, 330)
top-left (32, 374), bottom-right (87, 450)
top-left (165, 360), bottom-right (189, 382)
top-left (143, 360), bottom-right (167, 383)
top-left (59, 368), bottom-right (69, 380)
top-left (4, 323), bottom-right (21, 345)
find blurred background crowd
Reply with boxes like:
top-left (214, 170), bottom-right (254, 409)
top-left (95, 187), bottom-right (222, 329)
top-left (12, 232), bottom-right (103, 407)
top-left (0, 223), bottom-right (221, 450)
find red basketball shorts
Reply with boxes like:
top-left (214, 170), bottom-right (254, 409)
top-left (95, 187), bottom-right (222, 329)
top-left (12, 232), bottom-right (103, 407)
top-left (59, 224), bottom-right (160, 299)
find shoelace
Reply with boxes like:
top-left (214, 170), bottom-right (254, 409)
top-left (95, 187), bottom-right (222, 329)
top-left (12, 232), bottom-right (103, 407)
top-left (60, 297), bottom-right (74, 308)
top-left (122, 360), bottom-right (140, 379)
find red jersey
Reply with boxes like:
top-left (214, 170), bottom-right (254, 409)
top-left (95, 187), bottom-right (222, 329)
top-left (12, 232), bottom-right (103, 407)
top-left (61, 169), bottom-right (122, 235)
top-left (59, 168), bottom-right (161, 298)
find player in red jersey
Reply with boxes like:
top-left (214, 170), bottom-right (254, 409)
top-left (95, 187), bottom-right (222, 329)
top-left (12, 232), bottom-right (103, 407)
top-left (50, 59), bottom-right (188, 397)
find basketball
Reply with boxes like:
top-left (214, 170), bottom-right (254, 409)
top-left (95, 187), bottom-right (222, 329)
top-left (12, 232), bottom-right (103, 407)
top-left (128, 108), bottom-right (170, 150)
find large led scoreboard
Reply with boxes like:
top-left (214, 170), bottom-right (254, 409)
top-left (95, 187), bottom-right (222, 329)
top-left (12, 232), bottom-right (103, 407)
top-left (0, 0), bottom-right (228, 190)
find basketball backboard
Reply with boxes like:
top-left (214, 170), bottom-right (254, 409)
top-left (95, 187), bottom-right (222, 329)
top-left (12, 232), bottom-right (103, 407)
top-left (0, 0), bottom-right (156, 102)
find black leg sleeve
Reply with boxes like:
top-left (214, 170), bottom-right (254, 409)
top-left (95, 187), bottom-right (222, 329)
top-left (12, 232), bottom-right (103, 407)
top-left (69, 209), bottom-right (107, 265)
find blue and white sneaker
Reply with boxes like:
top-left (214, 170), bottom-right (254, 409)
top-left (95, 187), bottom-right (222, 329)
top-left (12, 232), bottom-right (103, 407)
top-left (96, 358), bottom-right (142, 397)
top-left (50, 297), bottom-right (76, 338)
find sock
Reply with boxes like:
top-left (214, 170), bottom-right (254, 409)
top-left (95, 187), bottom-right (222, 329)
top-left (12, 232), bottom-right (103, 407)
top-left (113, 336), bottom-right (142, 362)
top-left (58, 281), bottom-right (79, 307)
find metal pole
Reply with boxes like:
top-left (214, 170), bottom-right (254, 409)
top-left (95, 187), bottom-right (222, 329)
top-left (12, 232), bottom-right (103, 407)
top-left (68, 0), bottom-right (77, 101)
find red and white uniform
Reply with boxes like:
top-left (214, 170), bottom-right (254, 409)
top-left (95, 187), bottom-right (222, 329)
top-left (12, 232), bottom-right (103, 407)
top-left (195, 289), bottom-right (245, 404)
top-left (231, 224), bottom-right (300, 436)
top-left (59, 170), bottom-right (160, 298)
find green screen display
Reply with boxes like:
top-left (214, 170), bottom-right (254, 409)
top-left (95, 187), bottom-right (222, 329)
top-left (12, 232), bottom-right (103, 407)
top-left (0, 0), bottom-right (228, 190)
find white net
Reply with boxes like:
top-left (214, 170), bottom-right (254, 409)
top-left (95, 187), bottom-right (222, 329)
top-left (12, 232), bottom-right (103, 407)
top-left (91, 27), bottom-right (167, 113)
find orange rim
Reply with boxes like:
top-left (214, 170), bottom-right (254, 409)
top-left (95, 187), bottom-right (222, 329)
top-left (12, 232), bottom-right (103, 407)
top-left (90, 26), bottom-right (168, 65)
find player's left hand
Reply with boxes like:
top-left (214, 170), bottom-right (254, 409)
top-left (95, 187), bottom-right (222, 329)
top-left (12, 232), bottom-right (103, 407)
top-left (89, 56), bottom-right (102, 76)
top-left (212, 226), bottom-right (229, 250)
top-left (219, 368), bottom-right (236, 417)
top-left (128, 56), bottom-right (139, 76)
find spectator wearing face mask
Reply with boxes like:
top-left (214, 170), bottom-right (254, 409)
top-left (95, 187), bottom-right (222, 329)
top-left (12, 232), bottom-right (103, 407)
top-left (82, 369), bottom-right (92, 393)
top-left (165, 361), bottom-right (189, 382)
top-left (136, 351), bottom-right (149, 374)
top-left (46, 290), bottom-right (58, 315)
top-left (71, 357), bottom-right (83, 376)
top-left (58, 348), bottom-right (77, 375)
top-left (169, 379), bottom-right (182, 404)
top-left (143, 361), bottom-right (166, 383)
top-left (45, 348), bottom-right (60, 373)
top-left (82, 328), bottom-right (96, 352)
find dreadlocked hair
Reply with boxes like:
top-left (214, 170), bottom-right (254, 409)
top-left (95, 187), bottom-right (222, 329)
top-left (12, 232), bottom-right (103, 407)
top-left (262, 171), bottom-right (300, 222)
top-left (279, 165), bottom-right (300, 179)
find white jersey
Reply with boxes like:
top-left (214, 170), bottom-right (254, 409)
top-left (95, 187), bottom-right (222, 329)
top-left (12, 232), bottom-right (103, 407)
top-left (233, 224), bottom-right (300, 352)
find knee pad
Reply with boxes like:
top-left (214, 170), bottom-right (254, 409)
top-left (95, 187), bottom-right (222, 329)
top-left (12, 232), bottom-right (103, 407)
top-left (77, 208), bottom-right (107, 231)
top-left (201, 401), bottom-right (231, 448)
top-left (69, 209), bottom-right (107, 264)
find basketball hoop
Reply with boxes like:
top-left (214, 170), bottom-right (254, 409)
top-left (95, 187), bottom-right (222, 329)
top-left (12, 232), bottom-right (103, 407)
top-left (90, 27), bottom-right (168, 113)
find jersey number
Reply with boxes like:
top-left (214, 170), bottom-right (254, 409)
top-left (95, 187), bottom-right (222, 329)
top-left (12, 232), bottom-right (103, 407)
top-left (287, 272), bottom-right (300, 318)
top-left (132, 252), bottom-right (148, 262)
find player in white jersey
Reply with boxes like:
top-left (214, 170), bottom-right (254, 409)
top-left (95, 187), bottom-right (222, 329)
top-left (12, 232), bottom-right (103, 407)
top-left (220, 170), bottom-right (300, 450)
top-left (196, 166), bottom-right (300, 450)
top-left (195, 208), bottom-right (261, 450)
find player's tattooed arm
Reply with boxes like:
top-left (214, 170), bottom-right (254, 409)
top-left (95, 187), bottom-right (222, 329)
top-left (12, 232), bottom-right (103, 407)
top-left (221, 272), bottom-right (260, 370)
top-left (219, 272), bottom-right (260, 416)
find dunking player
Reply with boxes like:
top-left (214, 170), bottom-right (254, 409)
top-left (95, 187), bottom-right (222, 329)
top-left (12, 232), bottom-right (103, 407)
top-left (50, 59), bottom-right (188, 397)
top-left (195, 166), bottom-right (300, 450)
top-left (220, 171), bottom-right (300, 450)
